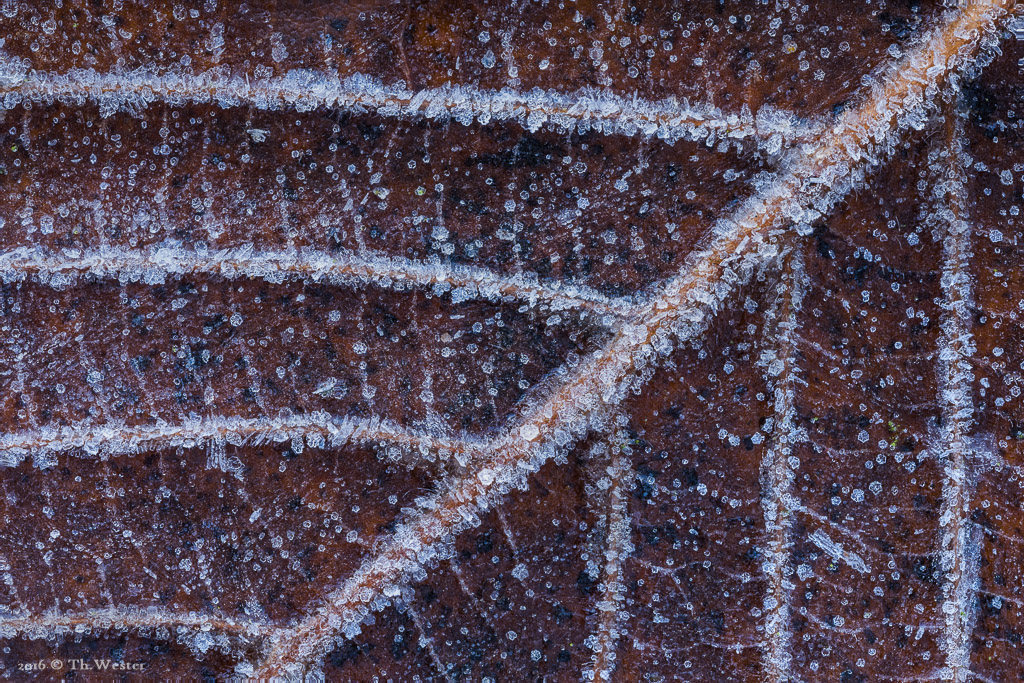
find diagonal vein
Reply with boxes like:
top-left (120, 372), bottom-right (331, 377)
top-left (0, 62), bottom-right (815, 148)
top-left (0, 245), bottom-right (633, 318)
top-left (252, 2), bottom-right (1017, 676)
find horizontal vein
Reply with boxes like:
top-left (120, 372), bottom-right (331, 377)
top-left (0, 413), bottom-right (481, 467)
top-left (976, 520), bottom-right (1024, 549)
top-left (0, 61), bottom-right (816, 147)
top-left (0, 607), bottom-right (278, 639)
top-left (0, 245), bottom-right (632, 318)
top-left (253, 3), bottom-right (1015, 676)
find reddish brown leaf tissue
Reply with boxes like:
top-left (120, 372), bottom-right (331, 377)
top-left (0, 1), bottom-right (1023, 681)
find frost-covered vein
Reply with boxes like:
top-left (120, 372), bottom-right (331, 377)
top-left (798, 327), bottom-right (938, 370)
top-left (0, 246), bottom-right (633, 318)
top-left (936, 104), bottom-right (981, 683)
top-left (693, 637), bottom-right (764, 651)
top-left (807, 529), bottom-right (872, 575)
top-left (587, 448), bottom-right (632, 683)
top-left (804, 613), bottom-right (941, 637)
top-left (795, 506), bottom-right (892, 564)
top-left (629, 558), bottom-right (689, 576)
top-left (965, 674), bottom-right (1000, 683)
top-left (879, 673), bottom-right (949, 683)
top-left (0, 61), bottom-right (815, 148)
top-left (759, 252), bottom-right (806, 683)
top-left (0, 607), bottom-right (278, 640)
top-left (976, 521), bottom-right (1024, 548)
top-left (0, 413), bottom-right (480, 468)
top-left (405, 604), bottom-right (451, 682)
top-left (978, 588), bottom-right (1024, 610)
top-left (629, 559), bottom-right (754, 585)
top-left (253, 3), bottom-right (1015, 676)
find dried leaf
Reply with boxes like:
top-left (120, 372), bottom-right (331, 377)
top-left (0, 2), bottom-right (1022, 681)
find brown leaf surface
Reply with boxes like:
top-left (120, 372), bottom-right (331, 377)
top-left (0, 2), bottom-right (1022, 681)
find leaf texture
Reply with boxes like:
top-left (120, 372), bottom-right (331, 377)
top-left (0, 1), bottom-right (1023, 681)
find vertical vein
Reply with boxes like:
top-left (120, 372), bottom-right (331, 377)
top-left (760, 251), bottom-right (807, 681)
top-left (937, 99), bottom-right (981, 683)
top-left (588, 443), bottom-right (632, 682)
